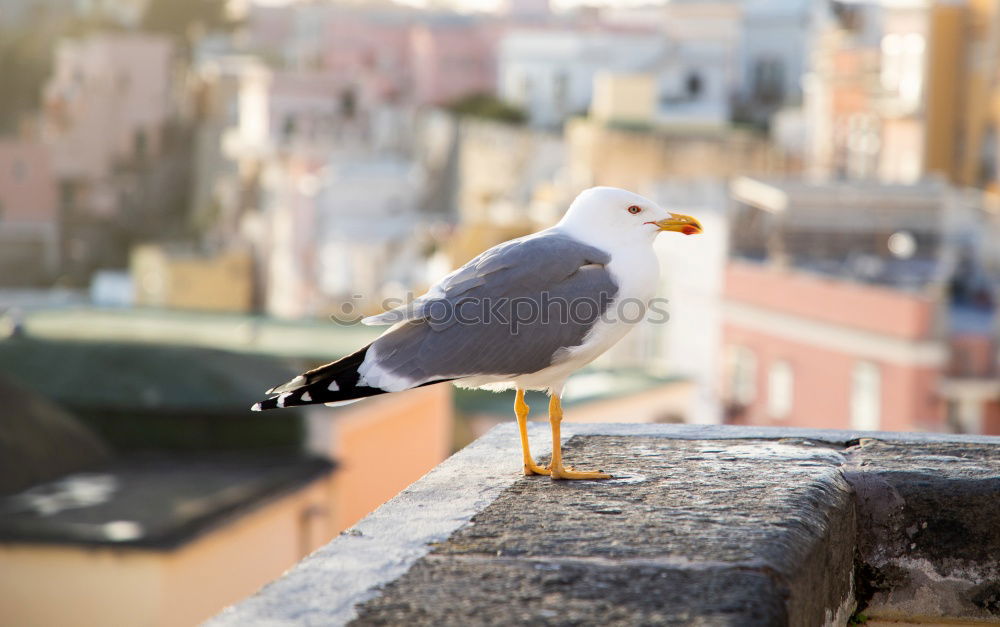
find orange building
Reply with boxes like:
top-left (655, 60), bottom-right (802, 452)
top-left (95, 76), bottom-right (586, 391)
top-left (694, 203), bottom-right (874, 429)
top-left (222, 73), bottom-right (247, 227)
top-left (721, 260), bottom-right (944, 431)
top-left (721, 260), bottom-right (1000, 435)
top-left (804, 0), bottom-right (1000, 187)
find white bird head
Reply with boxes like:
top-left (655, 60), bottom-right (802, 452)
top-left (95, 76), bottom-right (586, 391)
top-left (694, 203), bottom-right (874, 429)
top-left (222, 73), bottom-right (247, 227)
top-left (557, 186), bottom-right (703, 249)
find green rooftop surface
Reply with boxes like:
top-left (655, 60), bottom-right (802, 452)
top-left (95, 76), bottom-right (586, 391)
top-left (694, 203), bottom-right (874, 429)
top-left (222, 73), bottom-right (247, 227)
top-left (0, 336), bottom-right (307, 452)
top-left (18, 307), bottom-right (380, 360)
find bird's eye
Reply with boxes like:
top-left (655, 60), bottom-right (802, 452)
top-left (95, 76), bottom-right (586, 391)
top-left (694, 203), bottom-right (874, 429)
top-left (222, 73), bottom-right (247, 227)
top-left (627, 205), bottom-right (642, 214)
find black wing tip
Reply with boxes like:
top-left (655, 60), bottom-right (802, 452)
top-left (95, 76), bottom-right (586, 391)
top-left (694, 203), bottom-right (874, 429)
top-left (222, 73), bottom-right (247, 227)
top-left (250, 399), bottom-right (277, 411)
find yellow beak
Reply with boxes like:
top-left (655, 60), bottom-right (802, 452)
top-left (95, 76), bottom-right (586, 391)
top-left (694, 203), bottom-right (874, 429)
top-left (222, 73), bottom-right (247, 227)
top-left (648, 213), bottom-right (703, 235)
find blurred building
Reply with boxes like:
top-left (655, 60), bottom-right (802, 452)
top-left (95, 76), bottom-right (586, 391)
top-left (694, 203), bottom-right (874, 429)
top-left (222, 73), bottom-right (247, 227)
top-left (601, 0), bottom-right (819, 126)
top-left (0, 140), bottom-right (60, 286)
top-left (803, 0), bottom-right (1000, 187)
top-left (736, 0), bottom-right (815, 124)
top-left (566, 117), bottom-right (790, 192)
top-left (447, 117), bottom-right (565, 265)
top-left (410, 16), bottom-right (498, 107)
top-left (42, 33), bottom-right (173, 186)
top-left (313, 156), bottom-right (429, 313)
top-left (40, 32), bottom-right (192, 284)
top-left (723, 177), bottom-right (1000, 435)
top-left (0, 335), bottom-right (453, 627)
top-left (255, 150), bottom-right (431, 319)
top-left (722, 259), bottom-right (948, 431)
top-left (498, 29), bottom-right (667, 128)
top-left (657, 0), bottom-right (742, 127)
top-left (729, 177), bottom-right (954, 270)
top-left (245, 2), bottom-right (499, 110)
top-left (0, 0), bottom-right (78, 26)
top-left (131, 244), bottom-right (255, 313)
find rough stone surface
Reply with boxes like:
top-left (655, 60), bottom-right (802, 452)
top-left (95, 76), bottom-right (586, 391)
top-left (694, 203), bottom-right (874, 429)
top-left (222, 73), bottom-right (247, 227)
top-left (843, 439), bottom-right (1000, 624)
top-left (209, 424), bottom-right (1000, 627)
top-left (351, 557), bottom-right (787, 626)
top-left (353, 436), bottom-right (856, 626)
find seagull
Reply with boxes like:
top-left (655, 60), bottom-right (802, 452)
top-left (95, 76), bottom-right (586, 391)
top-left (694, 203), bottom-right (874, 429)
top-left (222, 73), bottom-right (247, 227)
top-left (253, 187), bottom-right (702, 479)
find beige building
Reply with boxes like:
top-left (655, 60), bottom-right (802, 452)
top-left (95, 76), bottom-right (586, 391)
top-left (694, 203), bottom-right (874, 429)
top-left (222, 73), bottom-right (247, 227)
top-left (447, 118), bottom-right (565, 266)
top-left (590, 72), bottom-right (658, 126)
top-left (131, 244), bottom-right (255, 313)
top-left (566, 116), bottom-right (790, 192)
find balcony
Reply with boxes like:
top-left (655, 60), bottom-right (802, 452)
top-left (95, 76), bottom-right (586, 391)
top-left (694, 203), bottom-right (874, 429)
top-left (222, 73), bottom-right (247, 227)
top-left (209, 423), bottom-right (1000, 625)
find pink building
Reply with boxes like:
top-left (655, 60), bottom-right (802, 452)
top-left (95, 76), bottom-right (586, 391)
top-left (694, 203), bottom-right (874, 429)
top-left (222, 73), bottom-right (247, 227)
top-left (249, 3), bottom-right (500, 109)
top-left (0, 141), bottom-right (60, 285)
top-left (322, 10), bottom-right (413, 104)
top-left (410, 19), bottom-right (498, 106)
top-left (719, 260), bottom-right (1000, 433)
top-left (42, 33), bottom-right (174, 184)
top-left (724, 176), bottom-right (1000, 435)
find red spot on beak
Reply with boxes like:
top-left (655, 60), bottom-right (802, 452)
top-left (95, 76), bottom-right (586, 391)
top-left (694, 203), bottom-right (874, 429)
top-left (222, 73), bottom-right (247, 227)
top-left (682, 226), bottom-right (698, 235)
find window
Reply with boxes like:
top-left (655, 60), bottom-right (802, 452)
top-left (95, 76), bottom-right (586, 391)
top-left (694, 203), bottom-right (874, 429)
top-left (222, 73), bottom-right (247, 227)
top-left (134, 130), bottom-right (147, 160)
top-left (686, 72), bottom-right (703, 98)
top-left (553, 72), bottom-right (568, 113)
top-left (767, 360), bottom-right (794, 419)
top-left (282, 115), bottom-right (297, 140)
top-left (850, 361), bottom-right (881, 431)
top-left (881, 32), bottom-right (925, 108)
top-left (729, 345), bottom-right (757, 405)
top-left (340, 89), bottom-right (356, 118)
top-left (753, 58), bottom-right (785, 104)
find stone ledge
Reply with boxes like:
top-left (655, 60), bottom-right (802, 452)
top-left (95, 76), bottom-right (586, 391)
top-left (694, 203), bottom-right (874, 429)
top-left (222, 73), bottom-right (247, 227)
top-left (208, 424), bottom-right (1000, 626)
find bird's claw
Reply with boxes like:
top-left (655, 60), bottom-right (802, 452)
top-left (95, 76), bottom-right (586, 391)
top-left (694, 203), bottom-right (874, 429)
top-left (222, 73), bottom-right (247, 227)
top-left (524, 462), bottom-right (551, 476)
top-left (549, 464), bottom-right (611, 480)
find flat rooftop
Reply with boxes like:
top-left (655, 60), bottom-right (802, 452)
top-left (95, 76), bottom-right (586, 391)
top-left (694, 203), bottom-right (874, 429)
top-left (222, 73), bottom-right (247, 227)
top-left (209, 423), bottom-right (1000, 626)
top-left (0, 455), bottom-right (333, 550)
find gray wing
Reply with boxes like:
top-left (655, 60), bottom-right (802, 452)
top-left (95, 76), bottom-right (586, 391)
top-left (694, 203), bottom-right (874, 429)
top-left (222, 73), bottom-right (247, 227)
top-left (365, 231), bottom-right (618, 383)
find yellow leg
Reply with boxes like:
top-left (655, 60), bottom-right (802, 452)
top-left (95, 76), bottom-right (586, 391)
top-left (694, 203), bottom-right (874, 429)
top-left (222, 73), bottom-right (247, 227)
top-left (548, 395), bottom-right (611, 480)
top-left (515, 389), bottom-right (550, 476)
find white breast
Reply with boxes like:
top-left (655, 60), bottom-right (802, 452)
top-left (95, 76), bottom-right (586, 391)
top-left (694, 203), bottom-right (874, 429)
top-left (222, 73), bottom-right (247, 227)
top-left (507, 245), bottom-right (660, 393)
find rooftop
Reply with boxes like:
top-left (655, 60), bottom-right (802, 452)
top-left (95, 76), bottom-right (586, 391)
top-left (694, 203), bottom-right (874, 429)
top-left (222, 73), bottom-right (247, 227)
top-left (0, 454), bottom-right (333, 550)
top-left (0, 336), bottom-right (304, 415)
top-left (13, 307), bottom-right (380, 360)
top-left (0, 374), bottom-right (110, 495)
top-left (0, 336), bottom-right (311, 451)
top-left (210, 423), bottom-right (1000, 626)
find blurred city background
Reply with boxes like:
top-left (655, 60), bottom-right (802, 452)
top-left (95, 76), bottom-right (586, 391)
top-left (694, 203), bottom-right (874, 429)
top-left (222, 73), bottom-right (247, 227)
top-left (2, 0), bottom-right (1000, 624)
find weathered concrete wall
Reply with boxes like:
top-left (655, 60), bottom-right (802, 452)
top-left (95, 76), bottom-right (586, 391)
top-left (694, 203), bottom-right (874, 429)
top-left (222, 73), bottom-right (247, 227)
top-left (209, 424), bottom-right (1000, 626)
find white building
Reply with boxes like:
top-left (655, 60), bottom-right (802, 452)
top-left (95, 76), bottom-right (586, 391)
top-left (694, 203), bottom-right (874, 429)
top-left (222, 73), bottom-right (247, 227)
top-left (258, 152), bottom-right (431, 320)
top-left (658, 0), bottom-right (742, 126)
top-left (498, 29), bottom-right (668, 128)
top-left (500, 4), bottom-right (743, 130)
top-left (738, 0), bottom-right (815, 116)
top-left (315, 156), bottom-right (428, 311)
